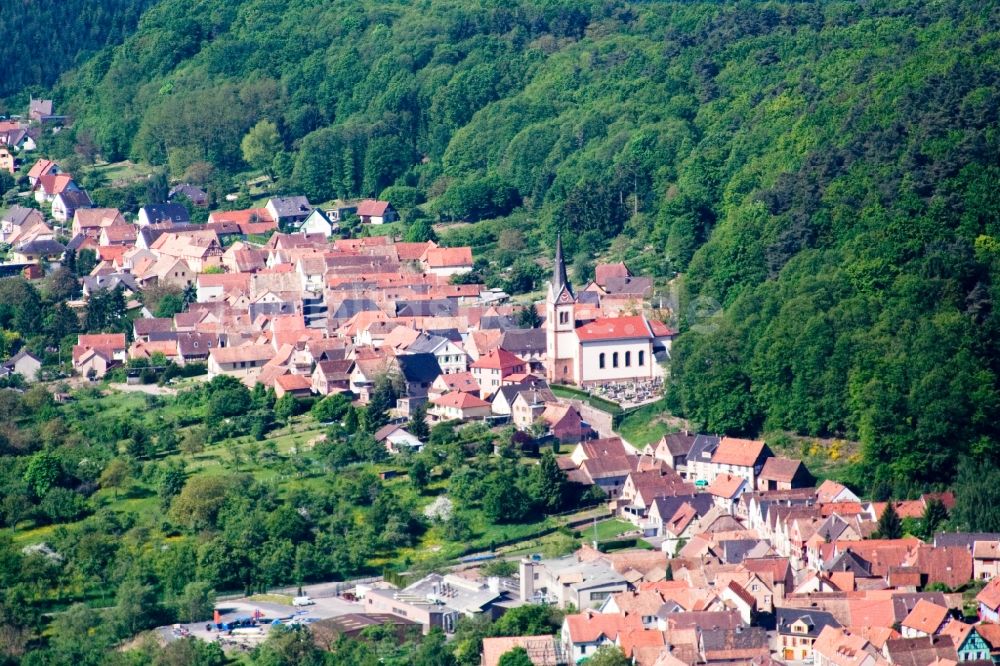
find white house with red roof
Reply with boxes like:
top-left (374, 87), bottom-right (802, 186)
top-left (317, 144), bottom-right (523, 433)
top-left (544, 235), bottom-right (673, 387)
top-left (356, 199), bottom-right (397, 224)
top-left (429, 391), bottom-right (492, 422)
top-left (470, 347), bottom-right (526, 399)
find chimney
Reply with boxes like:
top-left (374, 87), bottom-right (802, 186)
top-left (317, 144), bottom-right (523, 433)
top-left (520, 559), bottom-right (535, 602)
top-left (488, 576), bottom-right (501, 594)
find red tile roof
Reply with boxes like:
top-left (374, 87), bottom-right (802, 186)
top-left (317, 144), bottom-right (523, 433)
top-left (208, 208), bottom-right (274, 226)
top-left (275, 374), bottom-right (312, 391)
top-left (78, 333), bottom-right (127, 350)
top-left (432, 391), bottom-right (490, 409)
top-left (618, 628), bottom-right (665, 657)
top-left (977, 577), bottom-right (1000, 611)
top-left (470, 347), bottom-right (524, 371)
top-left (28, 159), bottom-right (57, 180)
top-left (712, 437), bottom-right (769, 467)
top-left (707, 473), bottom-right (747, 499)
top-left (575, 315), bottom-right (653, 341)
top-left (901, 599), bottom-right (949, 635)
top-left (422, 246), bottom-right (473, 268)
top-left (36, 173), bottom-right (74, 195)
top-left (595, 262), bottom-right (631, 284)
top-left (759, 456), bottom-right (806, 482)
top-left (649, 319), bottom-right (676, 337)
top-left (564, 610), bottom-right (642, 643)
top-left (356, 199), bottom-right (390, 217)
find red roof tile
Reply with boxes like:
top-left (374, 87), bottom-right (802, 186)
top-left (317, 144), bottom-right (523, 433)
top-left (356, 199), bottom-right (390, 217)
top-left (901, 600), bottom-right (949, 635)
top-left (712, 437), bottom-right (769, 467)
top-left (470, 347), bottom-right (524, 371)
top-left (575, 316), bottom-right (653, 341)
top-left (432, 392), bottom-right (490, 409)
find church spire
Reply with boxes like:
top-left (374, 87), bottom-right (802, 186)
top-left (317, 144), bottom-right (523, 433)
top-left (553, 232), bottom-right (573, 297)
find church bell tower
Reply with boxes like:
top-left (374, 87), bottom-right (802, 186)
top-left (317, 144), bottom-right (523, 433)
top-left (546, 233), bottom-right (577, 383)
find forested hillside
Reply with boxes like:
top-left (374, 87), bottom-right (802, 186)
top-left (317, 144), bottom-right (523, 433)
top-left (0, 0), bottom-right (154, 101)
top-left (31, 0), bottom-right (1000, 495)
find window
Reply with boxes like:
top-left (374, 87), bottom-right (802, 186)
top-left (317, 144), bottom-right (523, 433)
top-left (625, 351), bottom-right (631, 367)
top-left (599, 353), bottom-right (606, 369)
top-left (638, 350), bottom-right (645, 366)
top-left (558, 311), bottom-right (569, 325)
top-left (612, 352), bottom-right (619, 368)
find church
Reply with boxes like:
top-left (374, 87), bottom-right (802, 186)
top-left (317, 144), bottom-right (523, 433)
top-left (544, 236), bottom-right (674, 387)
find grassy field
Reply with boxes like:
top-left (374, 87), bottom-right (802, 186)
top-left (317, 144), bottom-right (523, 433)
top-left (616, 399), bottom-right (676, 447)
top-left (91, 160), bottom-right (155, 184)
top-left (574, 518), bottom-right (634, 542)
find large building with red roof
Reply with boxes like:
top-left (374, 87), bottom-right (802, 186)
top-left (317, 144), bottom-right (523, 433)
top-left (545, 234), bottom-right (674, 387)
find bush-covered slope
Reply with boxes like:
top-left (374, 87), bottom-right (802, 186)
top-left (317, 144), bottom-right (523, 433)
top-left (47, 0), bottom-right (1000, 493)
top-left (0, 0), bottom-right (155, 100)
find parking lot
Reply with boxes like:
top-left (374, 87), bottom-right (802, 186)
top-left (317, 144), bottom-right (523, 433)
top-left (158, 587), bottom-right (366, 650)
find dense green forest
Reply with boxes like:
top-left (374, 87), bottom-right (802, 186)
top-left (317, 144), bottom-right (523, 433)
top-left (19, 1), bottom-right (1000, 496)
top-left (0, 0), bottom-right (154, 101)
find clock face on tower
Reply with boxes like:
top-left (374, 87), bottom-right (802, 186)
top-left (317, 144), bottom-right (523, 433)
top-left (559, 291), bottom-right (573, 304)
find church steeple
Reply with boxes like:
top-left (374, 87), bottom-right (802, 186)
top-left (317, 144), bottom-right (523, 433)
top-left (552, 232), bottom-right (573, 298)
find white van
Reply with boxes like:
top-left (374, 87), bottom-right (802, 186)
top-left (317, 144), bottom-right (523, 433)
top-left (292, 596), bottom-right (314, 607)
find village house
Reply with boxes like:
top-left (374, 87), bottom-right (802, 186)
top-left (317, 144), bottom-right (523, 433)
top-left (99, 224), bottom-right (138, 247)
top-left (52, 190), bottom-right (93, 223)
top-left (480, 636), bottom-right (563, 666)
top-left (471, 347), bottom-right (527, 399)
top-left (34, 173), bottom-right (76, 203)
top-left (27, 158), bottom-right (60, 187)
top-left (137, 203), bottom-right (190, 227)
top-left (374, 424), bottom-right (425, 453)
top-left (974, 541), bottom-right (1000, 581)
top-left (207, 344), bottom-right (276, 380)
top-left (421, 245), bottom-right (474, 277)
top-left (509, 385), bottom-right (557, 429)
top-left (1, 206), bottom-right (45, 243)
top-left (298, 209), bottom-right (337, 236)
top-left (537, 402), bottom-right (589, 443)
top-left (813, 626), bottom-right (888, 666)
top-left (776, 608), bottom-right (842, 661)
top-left (274, 373), bottom-right (313, 398)
top-left (405, 332), bottom-right (468, 374)
top-left (900, 599), bottom-right (952, 638)
top-left (692, 437), bottom-right (773, 486)
top-left (168, 183), bottom-right (208, 207)
top-left (1, 350), bottom-right (43, 382)
top-left (311, 359), bottom-right (353, 396)
top-left (429, 390), bottom-right (492, 422)
top-left (0, 147), bottom-right (15, 174)
top-left (12, 239), bottom-right (64, 264)
top-left (149, 230), bottom-right (224, 272)
top-left (265, 196), bottom-right (313, 229)
top-left (428, 371), bottom-right (480, 400)
top-left (977, 577), bottom-right (1000, 622)
top-left (757, 457), bottom-right (815, 490)
top-left (73, 333), bottom-right (127, 379)
top-left (561, 611), bottom-right (643, 663)
top-left (355, 199), bottom-right (397, 224)
top-left (522, 556), bottom-right (629, 609)
top-left (940, 622), bottom-right (992, 662)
